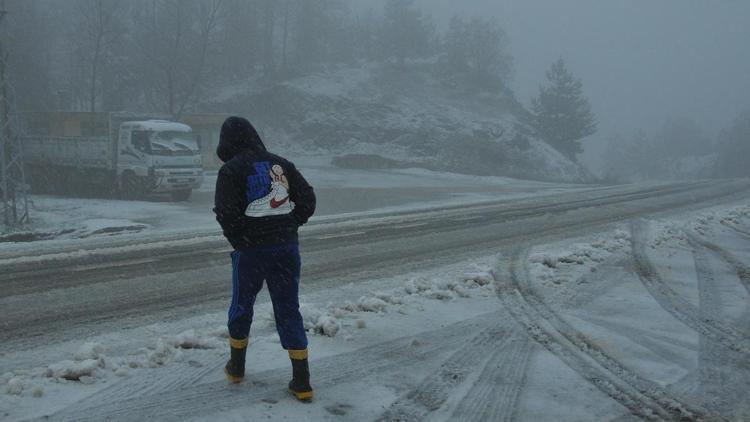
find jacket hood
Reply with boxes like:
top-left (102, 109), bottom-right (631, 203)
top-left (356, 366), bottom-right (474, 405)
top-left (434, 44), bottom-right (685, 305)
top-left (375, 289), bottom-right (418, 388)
top-left (217, 116), bottom-right (267, 163)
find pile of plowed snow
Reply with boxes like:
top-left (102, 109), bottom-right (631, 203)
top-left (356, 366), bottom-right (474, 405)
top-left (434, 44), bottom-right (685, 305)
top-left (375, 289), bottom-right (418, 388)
top-left (2, 262), bottom-right (496, 400)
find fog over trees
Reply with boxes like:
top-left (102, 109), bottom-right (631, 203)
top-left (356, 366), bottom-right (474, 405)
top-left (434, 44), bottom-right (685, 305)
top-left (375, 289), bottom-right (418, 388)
top-left (5, 0), bottom-right (750, 180)
top-left (8, 0), bottom-right (513, 110)
top-left (4, 4), bottom-right (750, 419)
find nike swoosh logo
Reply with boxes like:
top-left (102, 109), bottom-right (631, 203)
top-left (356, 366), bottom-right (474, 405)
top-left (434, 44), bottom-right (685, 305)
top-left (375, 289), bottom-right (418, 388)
top-left (270, 196), bottom-right (289, 209)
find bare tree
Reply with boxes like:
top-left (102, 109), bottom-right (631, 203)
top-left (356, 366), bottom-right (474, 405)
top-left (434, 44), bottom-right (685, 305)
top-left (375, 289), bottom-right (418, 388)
top-left (380, 0), bottom-right (434, 65)
top-left (260, 0), bottom-right (276, 75)
top-left (291, 0), bottom-right (347, 71)
top-left (281, 0), bottom-right (291, 71)
top-left (132, 0), bottom-right (222, 116)
top-left (217, 0), bottom-right (261, 81)
top-left (73, 0), bottom-right (123, 112)
top-left (357, 8), bottom-right (378, 62)
top-left (5, 0), bottom-right (58, 110)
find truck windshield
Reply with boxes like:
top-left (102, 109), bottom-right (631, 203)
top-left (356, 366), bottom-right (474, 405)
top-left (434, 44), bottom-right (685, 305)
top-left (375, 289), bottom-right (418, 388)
top-left (149, 131), bottom-right (200, 155)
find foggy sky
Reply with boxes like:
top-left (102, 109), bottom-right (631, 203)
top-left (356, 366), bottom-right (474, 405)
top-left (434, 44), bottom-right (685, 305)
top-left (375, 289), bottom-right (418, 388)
top-left (357, 0), bottom-right (750, 165)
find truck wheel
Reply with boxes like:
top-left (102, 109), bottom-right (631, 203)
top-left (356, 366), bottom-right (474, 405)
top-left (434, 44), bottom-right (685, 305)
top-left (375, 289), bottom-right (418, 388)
top-left (121, 173), bottom-right (145, 200)
top-left (170, 189), bottom-right (192, 202)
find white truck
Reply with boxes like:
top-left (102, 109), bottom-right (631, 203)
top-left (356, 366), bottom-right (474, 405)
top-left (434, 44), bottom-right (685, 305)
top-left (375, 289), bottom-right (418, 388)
top-left (21, 112), bottom-right (204, 201)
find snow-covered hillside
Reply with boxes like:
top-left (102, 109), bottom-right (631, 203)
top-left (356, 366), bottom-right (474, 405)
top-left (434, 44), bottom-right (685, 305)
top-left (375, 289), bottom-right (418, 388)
top-left (207, 63), bottom-right (592, 183)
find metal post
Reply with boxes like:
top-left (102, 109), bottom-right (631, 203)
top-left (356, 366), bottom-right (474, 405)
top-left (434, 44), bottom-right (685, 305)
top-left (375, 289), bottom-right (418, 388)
top-left (0, 0), bottom-right (30, 229)
top-left (0, 0), bottom-right (9, 228)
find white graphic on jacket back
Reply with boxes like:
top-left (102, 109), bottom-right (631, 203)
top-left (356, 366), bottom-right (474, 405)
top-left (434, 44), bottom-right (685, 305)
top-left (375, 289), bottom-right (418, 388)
top-left (245, 162), bottom-right (295, 217)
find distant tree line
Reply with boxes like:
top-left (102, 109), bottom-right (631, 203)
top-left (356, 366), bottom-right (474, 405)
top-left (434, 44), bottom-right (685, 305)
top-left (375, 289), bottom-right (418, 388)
top-left (7, 0), bottom-right (514, 117)
top-left (602, 117), bottom-right (716, 181)
top-left (714, 111), bottom-right (750, 178)
top-left (601, 112), bottom-right (750, 182)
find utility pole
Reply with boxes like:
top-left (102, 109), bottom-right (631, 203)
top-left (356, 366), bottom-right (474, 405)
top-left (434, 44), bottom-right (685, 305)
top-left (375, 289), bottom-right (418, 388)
top-left (0, 0), bottom-right (30, 229)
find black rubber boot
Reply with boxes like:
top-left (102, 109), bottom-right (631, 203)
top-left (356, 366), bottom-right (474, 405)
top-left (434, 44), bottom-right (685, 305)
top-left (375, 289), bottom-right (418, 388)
top-left (288, 349), bottom-right (313, 401)
top-left (224, 337), bottom-right (248, 383)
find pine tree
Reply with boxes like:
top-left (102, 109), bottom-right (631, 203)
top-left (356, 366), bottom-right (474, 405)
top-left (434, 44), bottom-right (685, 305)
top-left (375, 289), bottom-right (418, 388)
top-left (531, 58), bottom-right (596, 159)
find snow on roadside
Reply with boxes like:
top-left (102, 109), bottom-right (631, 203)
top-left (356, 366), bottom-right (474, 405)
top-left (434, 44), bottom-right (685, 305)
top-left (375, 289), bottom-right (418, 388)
top-left (644, 202), bottom-right (750, 253)
top-left (525, 201), bottom-right (750, 306)
top-left (0, 234), bottom-right (224, 267)
top-left (0, 259), bottom-right (497, 420)
top-left (689, 203), bottom-right (750, 236)
top-left (527, 229), bottom-right (631, 303)
top-left (0, 194), bottom-right (210, 250)
top-left (278, 267), bottom-right (495, 338)
top-left (2, 329), bottom-right (225, 399)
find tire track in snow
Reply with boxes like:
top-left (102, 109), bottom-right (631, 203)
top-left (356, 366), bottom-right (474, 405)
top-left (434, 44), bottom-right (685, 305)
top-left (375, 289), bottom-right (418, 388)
top-left (375, 326), bottom-right (511, 422)
top-left (689, 239), bottom-right (750, 416)
top-left (578, 314), bottom-right (697, 370)
top-left (631, 220), bottom-right (750, 355)
top-left (34, 313), bottom-right (501, 422)
top-left (495, 249), bottom-right (716, 421)
top-left (668, 371), bottom-right (700, 402)
top-left (447, 333), bottom-right (533, 422)
top-left (686, 232), bottom-right (750, 295)
top-left (71, 352), bottom-right (224, 408)
top-left (719, 220), bottom-right (750, 239)
top-left (688, 232), bottom-right (750, 331)
top-left (560, 258), bottom-right (631, 309)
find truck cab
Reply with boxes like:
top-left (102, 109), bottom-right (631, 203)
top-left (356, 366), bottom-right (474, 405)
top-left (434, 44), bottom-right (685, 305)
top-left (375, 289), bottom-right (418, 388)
top-left (117, 120), bottom-right (203, 201)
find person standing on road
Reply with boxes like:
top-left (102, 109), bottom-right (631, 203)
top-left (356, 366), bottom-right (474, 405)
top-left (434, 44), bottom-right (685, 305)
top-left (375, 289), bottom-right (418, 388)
top-left (213, 116), bottom-right (316, 401)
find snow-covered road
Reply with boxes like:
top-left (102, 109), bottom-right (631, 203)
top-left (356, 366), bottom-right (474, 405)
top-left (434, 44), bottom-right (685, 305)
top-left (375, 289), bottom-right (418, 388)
top-left (2, 179), bottom-right (750, 421)
top-left (1, 181), bottom-right (742, 352)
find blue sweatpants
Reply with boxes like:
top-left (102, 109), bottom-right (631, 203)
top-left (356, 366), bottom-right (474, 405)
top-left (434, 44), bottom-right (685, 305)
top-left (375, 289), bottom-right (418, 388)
top-left (227, 243), bottom-right (308, 350)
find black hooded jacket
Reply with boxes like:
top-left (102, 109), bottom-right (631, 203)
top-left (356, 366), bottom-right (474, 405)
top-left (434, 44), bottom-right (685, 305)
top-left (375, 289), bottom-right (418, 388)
top-left (213, 117), bottom-right (315, 249)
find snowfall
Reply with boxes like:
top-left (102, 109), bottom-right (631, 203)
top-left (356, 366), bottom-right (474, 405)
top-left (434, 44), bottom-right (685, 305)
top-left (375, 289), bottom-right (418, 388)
top-left (1, 161), bottom-right (749, 421)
